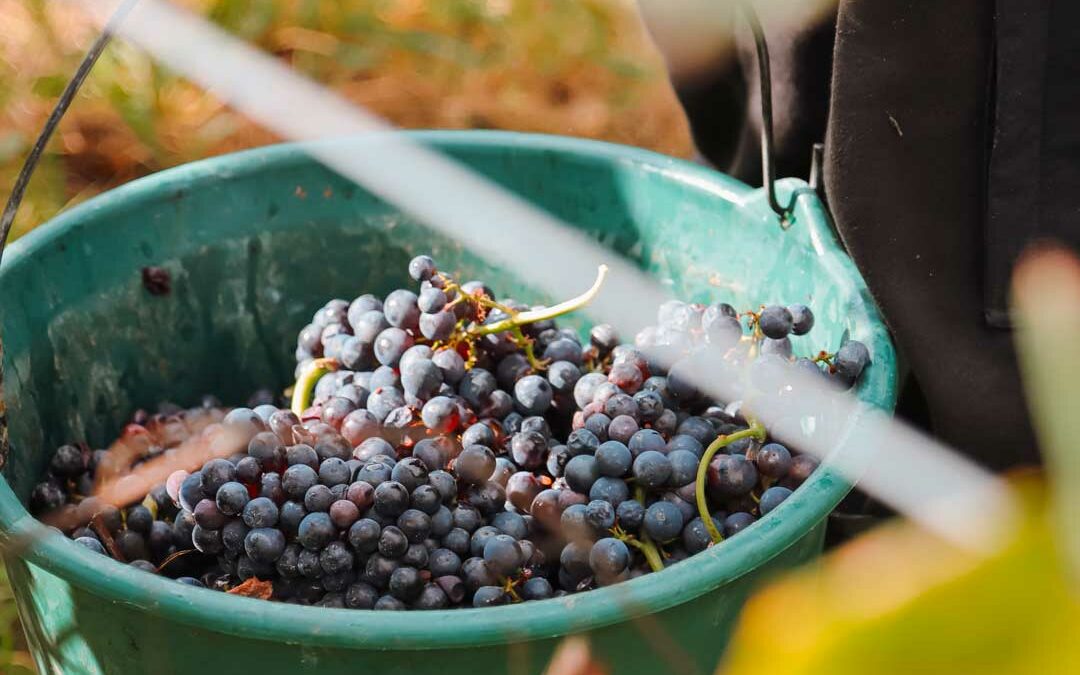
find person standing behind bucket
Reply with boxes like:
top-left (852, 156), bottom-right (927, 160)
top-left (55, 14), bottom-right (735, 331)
top-left (638, 0), bottom-right (1080, 472)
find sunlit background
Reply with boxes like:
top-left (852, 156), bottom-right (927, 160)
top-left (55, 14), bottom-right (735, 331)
top-left (2, 1), bottom-right (1078, 674)
top-left (0, 0), bottom-right (694, 242)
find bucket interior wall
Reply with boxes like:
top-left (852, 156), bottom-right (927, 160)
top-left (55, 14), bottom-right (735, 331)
top-left (0, 132), bottom-right (897, 675)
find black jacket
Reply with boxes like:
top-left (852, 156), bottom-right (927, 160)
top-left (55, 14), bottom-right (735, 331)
top-left (671, 0), bottom-right (1080, 470)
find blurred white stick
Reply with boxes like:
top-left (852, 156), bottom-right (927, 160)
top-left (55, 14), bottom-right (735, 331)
top-left (70, 0), bottom-right (1017, 553)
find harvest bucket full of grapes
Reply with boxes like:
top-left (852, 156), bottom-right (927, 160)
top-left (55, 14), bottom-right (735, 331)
top-left (0, 129), bottom-right (897, 674)
top-left (0, 1), bottom-right (901, 670)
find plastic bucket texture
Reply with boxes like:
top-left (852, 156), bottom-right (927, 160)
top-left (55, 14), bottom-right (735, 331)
top-left (0, 131), bottom-right (897, 675)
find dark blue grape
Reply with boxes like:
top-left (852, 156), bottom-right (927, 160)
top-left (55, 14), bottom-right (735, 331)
top-left (788, 304), bottom-right (814, 335)
top-left (521, 577), bottom-right (554, 601)
top-left (723, 511), bottom-right (756, 537)
top-left (417, 286), bottom-right (447, 313)
top-left (242, 496), bottom-right (279, 528)
top-left (420, 396), bottom-right (460, 434)
top-left (319, 540), bottom-right (353, 575)
top-left (347, 518), bottom-right (381, 553)
top-left (707, 454), bottom-right (758, 499)
top-left (514, 375), bottom-right (553, 415)
top-left (547, 361), bottom-right (582, 393)
top-left (759, 486), bottom-right (793, 515)
top-left (75, 533), bottom-right (105, 557)
top-left (374, 327), bottom-right (414, 367)
top-left (442, 528), bottom-right (471, 557)
top-left (419, 311), bottom-right (456, 341)
top-left (285, 444), bottom-right (318, 470)
top-left (469, 526), bottom-right (501, 559)
top-left (835, 340), bottom-right (870, 383)
top-left (178, 472), bottom-right (206, 513)
top-left (492, 511), bottom-right (528, 540)
top-left (543, 338), bottom-right (583, 365)
top-left (755, 443), bottom-right (792, 479)
top-left (632, 451), bottom-right (671, 489)
top-left (573, 372), bottom-right (608, 409)
top-left (318, 457), bottom-right (351, 487)
top-left (373, 481), bottom-right (410, 518)
top-left (345, 581), bottom-right (379, 609)
top-left (589, 537), bottom-right (629, 584)
top-left (414, 583), bottom-right (450, 609)
top-left (431, 349), bottom-right (466, 385)
top-left (248, 432), bottom-right (285, 470)
top-left (383, 289), bottom-right (420, 331)
top-left (616, 500), bottom-right (645, 532)
top-left (643, 501), bottom-right (684, 541)
top-left (567, 428), bottom-right (600, 457)
top-left (215, 482), bottom-right (250, 517)
top-left (510, 431), bottom-right (546, 470)
top-left (245, 527), bottom-right (286, 563)
top-left (297, 512), bottom-right (336, 550)
top-left (455, 445), bottom-right (496, 485)
top-left (461, 422), bottom-right (496, 449)
top-left (560, 503), bottom-right (592, 541)
top-left (682, 515), bottom-right (722, 553)
top-left (428, 470), bottom-right (457, 503)
top-left (397, 509), bottom-right (431, 543)
top-left (429, 548), bottom-right (462, 578)
top-left (559, 540), bottom-right (592, 579)
top-left (378, 525), bottom-right (409, 559)
top-left (583, 413), bottom-right (610, 442)
top-left (564, 455), bottom-right (599, 494)
top-left (666, 434), bottom-right (703, 457)
top-left (472, 586), bottom-right (508, 607)
top-left (584, 499), bottom-right (616, 532)
top-left (483, 534), bottom-right (522, 576)
top-left (453, 504), bottom-right (483, 533)
top-left (667, 450), bottom-right (699, 487)
top-left (459, 368), bottom-right (497, 408)
top-left (594, 441), bottom-right (632, 477)
top-left (220, 518), bottom-right (249, 554)
top-left (304, 484), bottom-right (335, 513)
top-left (388, 458), bottom-right (427, 493)
top-left (759, 305), bottom-right (793, 339)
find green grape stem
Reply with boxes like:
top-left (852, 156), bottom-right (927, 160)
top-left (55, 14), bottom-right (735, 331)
top-left (633, 485), bottom-right (665, 573)
top-left (469, 265), bottom-right (609, 337)
top-left (290, 358), bottom-right (339, 416)
top-left (695, 421), bottom-right (767, 544)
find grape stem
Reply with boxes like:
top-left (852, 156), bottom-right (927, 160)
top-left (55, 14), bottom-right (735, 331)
top-left (290, 358), bottom-right (339, 416)
top-left (695, 421), bottom-right (767, 544)
top-left (632, 485), bottom-right (665, 573)
top-left (469, 265), bottom-right (609, 336)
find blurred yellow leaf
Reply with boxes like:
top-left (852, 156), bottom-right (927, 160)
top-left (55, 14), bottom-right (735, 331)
top-left (721, 492), bottom-right (1080, 675)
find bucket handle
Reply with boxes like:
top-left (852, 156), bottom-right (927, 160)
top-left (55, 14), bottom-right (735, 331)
top-left (739, 0), bottom-right (813, 229)
top-left (0, 0), bottom-right (139, 467)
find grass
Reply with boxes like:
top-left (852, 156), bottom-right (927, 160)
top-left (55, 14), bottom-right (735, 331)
top-left (0, 566), bottom-right (33, 673)
top-left (0, 0), bottom-right (692, 241)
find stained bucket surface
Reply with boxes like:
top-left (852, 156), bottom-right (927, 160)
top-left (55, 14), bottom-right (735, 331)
top-left (0, 131), bottom-right (897, 675)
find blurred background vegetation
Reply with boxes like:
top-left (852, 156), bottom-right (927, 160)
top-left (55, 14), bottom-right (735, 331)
top-left (2, 1), bottom-right (692, 669)
top-left (0, 0), bottom-right (693, 241)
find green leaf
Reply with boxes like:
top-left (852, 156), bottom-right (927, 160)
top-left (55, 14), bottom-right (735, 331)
top-left (31, 74), bottom-right (68, 98)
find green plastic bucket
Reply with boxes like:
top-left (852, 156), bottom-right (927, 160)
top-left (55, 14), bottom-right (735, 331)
top-left (0, 131), bottom-right (897, 675)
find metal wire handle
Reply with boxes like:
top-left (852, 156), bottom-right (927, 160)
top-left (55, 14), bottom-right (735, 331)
top-left (0, 0), bottom-right (139, 468)
top-left (740, 0), bottom-right (800, 228)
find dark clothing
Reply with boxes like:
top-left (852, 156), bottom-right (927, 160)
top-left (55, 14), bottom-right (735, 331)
top-left (672, 0), bottom-right (1080, 470)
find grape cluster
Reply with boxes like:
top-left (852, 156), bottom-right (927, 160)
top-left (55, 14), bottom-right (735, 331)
top-left (31, 254), bottom-right (870, 609)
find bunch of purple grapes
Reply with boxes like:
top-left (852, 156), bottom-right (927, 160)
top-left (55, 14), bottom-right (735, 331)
top-left (31, 254), bottom-right (869, 609)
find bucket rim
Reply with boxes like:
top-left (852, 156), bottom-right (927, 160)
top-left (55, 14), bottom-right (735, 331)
top-left (0, 130), bottom-right (896, 649)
